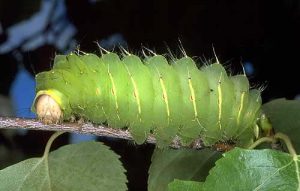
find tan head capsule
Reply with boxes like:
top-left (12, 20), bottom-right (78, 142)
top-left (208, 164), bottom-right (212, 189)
top-left (35, 94), bottom-right (62, 124)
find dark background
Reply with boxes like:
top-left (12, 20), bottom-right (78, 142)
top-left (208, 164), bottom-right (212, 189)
top-left (1, 0), bottom-right (300, 190)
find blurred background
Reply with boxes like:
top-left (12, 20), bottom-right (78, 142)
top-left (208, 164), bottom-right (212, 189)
top-left (0, 0), bottom-right (300, 190)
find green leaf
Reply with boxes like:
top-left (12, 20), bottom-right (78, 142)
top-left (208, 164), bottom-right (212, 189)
top-left (201, 148), bottom-right (300, 191)
top-left (48, 141), bottom-right (127, 191)
top-left (0, 141), bottom-right (127, 191)
top-left (168, 179), bottom-right (204, 191)
top-left (0, 158), bottom-right (52, 190)
top-left (263, 98), bottom-right (300, 152)
top-left (148, 148), bottom-right (221, 191)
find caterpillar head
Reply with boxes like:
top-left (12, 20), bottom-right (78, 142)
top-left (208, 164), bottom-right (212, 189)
top-left (34, 93), bottom-right (62, 124)
top-left (31, 68), bottom-right (75, 123)
top-left (31, 53), bottom-right (106, 124)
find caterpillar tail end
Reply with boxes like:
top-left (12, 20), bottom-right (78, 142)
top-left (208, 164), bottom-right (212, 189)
top-left (35, 94), bottom-right (63, 124)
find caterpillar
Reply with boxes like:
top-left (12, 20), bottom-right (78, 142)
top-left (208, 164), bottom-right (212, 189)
top-left (31, 50), bottom-right (263, 148)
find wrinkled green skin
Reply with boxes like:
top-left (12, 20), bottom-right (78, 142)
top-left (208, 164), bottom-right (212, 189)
top-left (32, 52), bottom-right (263, 147)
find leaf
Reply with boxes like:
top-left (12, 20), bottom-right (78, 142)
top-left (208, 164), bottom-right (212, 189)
top-left (148, 148), bottom-right (221, 191)
top-left (168, 179), bottom-right (204, 191)
top-left (0, 141), bottom-right (127, 191)
top-left (0, 158), bottom-right (52, 190)
top-left (201, 148), bottom-right (300, 191)
top-left (48, 141), bottom-right (127, 191)
top-left (263, 98), bottom-right (300, 152)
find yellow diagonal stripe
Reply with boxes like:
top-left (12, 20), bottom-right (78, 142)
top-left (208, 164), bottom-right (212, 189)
top-left (217, 74), bottom-right (223, 130)
top-left (108, 71), bottom-right (120, 120)
top-left (159, 77), bottom-right (170, 124)
top-left (124, 65), bottom-right (142, 121)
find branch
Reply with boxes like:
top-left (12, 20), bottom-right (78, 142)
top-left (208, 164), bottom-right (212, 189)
top-left (0, 116), bottom-right (204, 149)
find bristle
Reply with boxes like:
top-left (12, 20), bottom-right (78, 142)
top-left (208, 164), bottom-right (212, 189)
top-left (119, 46), bottom-right (131, 57)
top-left (95, 41), bottom-right (110, 55)
top-left (178, 38), bottom-right (188, 58)
top-left (142, 46), bottom-right (157, 56)
top-left (164, 43), bottom-right (176, 63)
top-left (212, 45), bottom-right (220, 64)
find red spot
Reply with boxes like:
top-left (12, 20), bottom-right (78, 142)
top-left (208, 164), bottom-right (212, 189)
top-left (190, 95), bottom-right (194, 101)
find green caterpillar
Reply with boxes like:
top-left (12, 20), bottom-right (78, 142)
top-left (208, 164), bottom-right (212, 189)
top-left (31, 51), bottom-right (263, 148)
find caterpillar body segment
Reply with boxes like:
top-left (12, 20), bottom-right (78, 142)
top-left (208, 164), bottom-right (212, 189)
top-left (121, 55), bottom-right (154, 144)
top-left (32, 52), bottom-right (263, 148)
top-left (172, 57), bottom-right (209, 145)
top-left (145, 55), bottom-right (183, 146)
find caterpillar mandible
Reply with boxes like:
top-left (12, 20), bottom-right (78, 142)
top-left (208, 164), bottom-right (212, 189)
top-left (31, 50), bottom-right (263, 148)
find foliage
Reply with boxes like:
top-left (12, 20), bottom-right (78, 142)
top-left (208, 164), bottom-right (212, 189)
top-left (148, 148), bottom-right (221, 191)
top-left (263, 98), bottom-right (300, 152)
top-left (0, 133), bottom-right (127, 191)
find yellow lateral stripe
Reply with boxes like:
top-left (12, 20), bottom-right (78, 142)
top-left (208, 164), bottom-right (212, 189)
top-left (188, 78), bottom-right (205, 129)
top-left (124, 66), bottom-right (142, 120)
top-left (108, 72), bottom-right (118, 109)
top-left (217, 74), bottom-right (223, 130)
top-left (188, 78), bottom-right (198, 118)
top-left (237, 92), bottom-right (245, 126)
top-left (96, 88), bottom-right (100, 96)
top-left (187, 70), bottom-right (205, 129)
top-left (159, 77), bottom-right (170, 123)
top-left (131, 78), bottom-right (142, 117)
